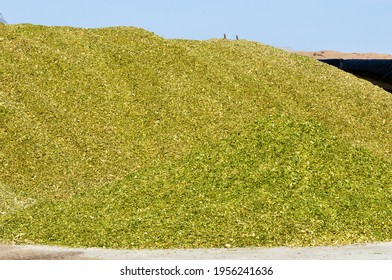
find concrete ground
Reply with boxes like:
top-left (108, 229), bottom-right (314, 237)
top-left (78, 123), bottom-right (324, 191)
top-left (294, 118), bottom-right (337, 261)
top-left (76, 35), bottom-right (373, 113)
top-left (1, 242), bottom-right (392, 260)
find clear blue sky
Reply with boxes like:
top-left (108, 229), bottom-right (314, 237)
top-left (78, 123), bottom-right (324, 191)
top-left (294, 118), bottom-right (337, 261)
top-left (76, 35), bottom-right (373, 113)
top-left (1, 0), bottom-right (391, 53)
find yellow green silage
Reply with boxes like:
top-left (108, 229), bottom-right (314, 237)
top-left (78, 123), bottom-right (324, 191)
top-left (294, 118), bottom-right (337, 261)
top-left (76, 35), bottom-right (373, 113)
top-left (0, 24), bottom-right (391, 249)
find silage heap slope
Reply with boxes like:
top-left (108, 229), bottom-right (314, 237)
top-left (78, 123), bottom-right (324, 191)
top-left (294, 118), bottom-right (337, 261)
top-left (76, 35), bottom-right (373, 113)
top-left (1, 25), bottom-right (391, 248)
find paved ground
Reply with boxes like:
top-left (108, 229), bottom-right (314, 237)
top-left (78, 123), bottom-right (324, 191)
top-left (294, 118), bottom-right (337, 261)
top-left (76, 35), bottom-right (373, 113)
top-left (1, 242), bottom-right (392, 260)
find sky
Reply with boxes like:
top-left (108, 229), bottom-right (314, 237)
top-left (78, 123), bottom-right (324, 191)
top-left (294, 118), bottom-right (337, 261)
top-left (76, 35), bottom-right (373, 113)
top-left (1, 0), bottom-right (392, 54)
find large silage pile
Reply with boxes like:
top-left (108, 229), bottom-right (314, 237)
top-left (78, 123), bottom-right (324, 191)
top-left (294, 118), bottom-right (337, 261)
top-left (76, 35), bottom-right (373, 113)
top-left (1, 24), bottom-right (391, 249)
